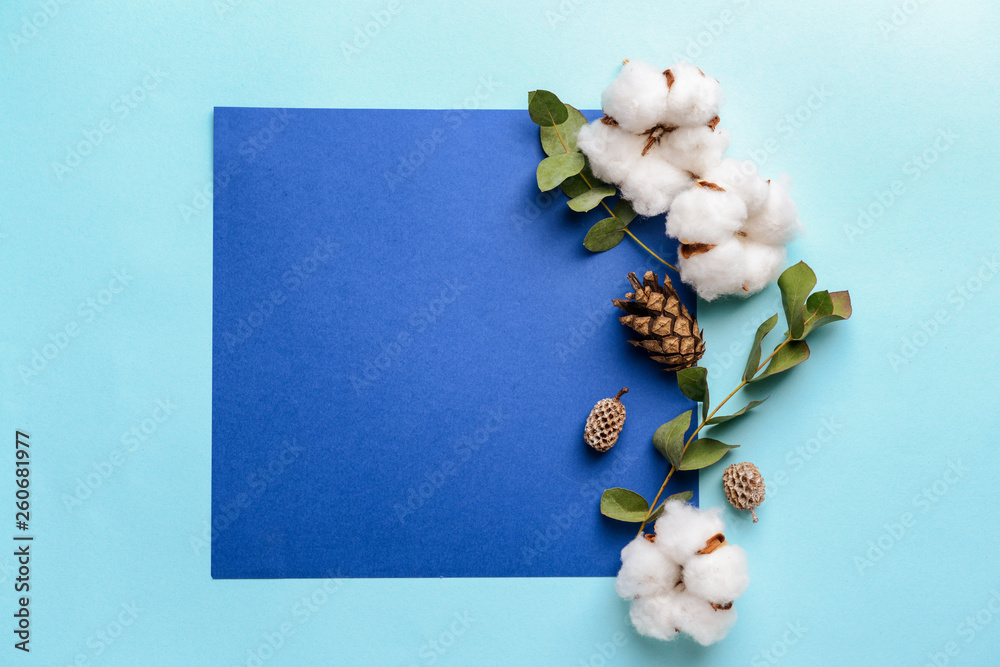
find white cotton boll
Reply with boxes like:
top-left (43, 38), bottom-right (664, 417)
top-left (601, 59), bottom-right (671, 133)
top-left (682, 545), bottom-right (750, 605)
top-left (615, 536), bottom-right (682, 600)
top-left (618, 156), bottom-right (694, 217)
top-left (657, 126), bottom-right (730, 177)
top-left (677, 238), bottom-right (747, 302)
top-left (740, 240), bottom-right (786, 295)
top-left (742, 177), bottom-right (801, 245)
top-left (651, 501), bottom-right (725, 564)
top-left (701, 159), bottom-right (769, 215)
top-left (672, 591), bottom-right (738, 646)
top-left (666, 184), bottom-right (747, 246)
top-left (576, 121), bottom-right (645, 186)
top-left (629, 594), bottom-right (680, 642)
top-left (662, 62), bottom-right (723, 127)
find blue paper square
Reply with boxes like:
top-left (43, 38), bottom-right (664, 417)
top-left (212, 107), bottom-right (698, 578)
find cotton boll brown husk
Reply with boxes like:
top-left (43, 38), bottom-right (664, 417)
top-left (618, 156), bottom-right (694, 217)
top-left (657, 126), bottom-right (730, 177)
top-left (629, 595), bottom-right (681, 642)
top-left (742, 177), bottom-right (801, 246)
top-left (677, 239), bottom-right (747, 302)
top-left (576, 121), bottom-right (646, 186)
top-left (662, 61), bottom-right (724, 127)
top-left (702, 159), bottom-right (769, 214)
top-left (651, 501), bottom-right (725, 564)
top-left (682, 545), bottom-right (750, 606)
top-left (615, 535), bottom-right (682, 600)
top-left (672, 591), bottom-right (738, 647)
top-left (741, 241), bottom-right (786, 295)
top-left (601, 59), bottom-right (671, 133)
top-left (666, 185), bottom-right (747, 246)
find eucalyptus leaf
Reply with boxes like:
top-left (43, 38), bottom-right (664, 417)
top-left (777, 262), bottom-right (817, 339)
top-left (600, 487), bottom-right (649, 523)
top-left (676, 366), bottom-right (709, 421)
top-left (652, 410), bottom-right (692, 468)
top-left (568, 185), bottom-right (616, 212)
top-left (536, 153), bottom-right (585, 191)
top-left (705, 397), bottom-right (769, 425)
top-left (743, 314), bottom-right (778, 382)
top-left (612, 199), bottom-right (637, 225)
top-left (583, 217), bottom-right (626, 252)
top-left (540, 105), bottom-right (588, 156)
top-left (751, 340), bottom-right (810, 382)
top-left (679, 438), bottom-right (739, 471)
top-left (802, 290), bottom-right (853, 337)
top-left (528, 90), bottom-right (569, 127)
top-left (648, 490), bottom-right (694, 521)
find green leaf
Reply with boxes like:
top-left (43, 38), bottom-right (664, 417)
top-left (600, 487), bottom-right (649, 523)
top-left (778, 262), bottom-right (817, 339)
top-left (612, 199), bottom-right (637, 225)
top-left (802, 290), bottom-right (853, 337)
top-left (536, 153), bottom-right (585, 191)
top-left (679, 438), bottom-right (739, 471)
top-left (751, 340), bottom-right (810, 383)
top-left (743, 314), bottom-right (778, 382)
top-left (583, 217), bottom-right (626, 252)
top-left (648, 490), bottom-right (694, 521)
top-left (652, 410), bottom-right (692, 468)
top-left (676, 367), bottom-right (709, 421)
top-left (561, 164), bottom-right (607, 198)
top-left (705, 397), bottom-right (769, 425)
top-left (540, 105), bottom-right (588, 156)
top-left (568, 185), bottom-right (616, 212)
top-left (528, 90), bottom-right (569, 127)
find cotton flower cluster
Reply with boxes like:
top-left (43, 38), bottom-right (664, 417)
top-left (576, 60), bottom-right (801, 300)
top-left (616, 501), bottom-right (749, 646)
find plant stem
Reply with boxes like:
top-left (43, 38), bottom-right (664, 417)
top-left (550, 121), bottom-right (678, 272)
top-left (635, 336), bottom-right (793, 535)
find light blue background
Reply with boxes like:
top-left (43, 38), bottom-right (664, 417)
top-left (2, 1), bottom-right (998, 665)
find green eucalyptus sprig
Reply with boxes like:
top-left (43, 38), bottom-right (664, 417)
top-left (599, 262), bottom-right (853, 532)
top-left (527, 90), bottom-right (677, 271)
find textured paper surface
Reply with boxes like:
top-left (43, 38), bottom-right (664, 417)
top-left (212, 107), bottom-right (698, 578)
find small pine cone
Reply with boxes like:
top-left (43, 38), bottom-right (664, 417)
top-left (584, 388), bottom-right (628, 452)
top-left (613, 271), bottom-right (705, 372)
top-left (722, 462), bottom-right (765, 523)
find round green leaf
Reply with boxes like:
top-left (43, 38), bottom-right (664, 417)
top-left (652, 410), bottom-right (692, 468)
top-left (778, 262), bottom-right (817, 339)
top-left (540, 105), bottom-right (588, 155)
top-left (679, 438), bottom-right (739, 471)
top-left (536, 153), bottom-right (585, 191)
top-left (528, 90), bottom-right (569, 127)
top-left (600, 487), bottom-right (650, 523)
top-left (648, 490), bottom-right (695, 522)
top-left (583, 218), bottom-right (626, 252)
top-left (568, 186), bottom-right (616, 212)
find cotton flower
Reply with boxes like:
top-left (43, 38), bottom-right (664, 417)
top-left (616, 501), bottom-right (748, 646)
top-left (578, 59), bottom-right (801, 298)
